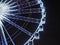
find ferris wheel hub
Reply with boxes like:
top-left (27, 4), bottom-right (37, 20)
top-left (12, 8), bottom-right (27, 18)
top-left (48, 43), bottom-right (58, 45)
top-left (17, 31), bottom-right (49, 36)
top-left (0, 2), bottom-right (10, 20)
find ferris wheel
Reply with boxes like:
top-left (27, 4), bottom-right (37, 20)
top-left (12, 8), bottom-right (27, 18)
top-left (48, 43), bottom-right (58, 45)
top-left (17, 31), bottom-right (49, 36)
top-left (0, 0), bottom-right (46, 45)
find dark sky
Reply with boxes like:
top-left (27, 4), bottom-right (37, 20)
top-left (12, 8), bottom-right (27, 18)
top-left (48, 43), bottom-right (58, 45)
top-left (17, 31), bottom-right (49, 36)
top-left (35, 0), bottom-right (59, 45)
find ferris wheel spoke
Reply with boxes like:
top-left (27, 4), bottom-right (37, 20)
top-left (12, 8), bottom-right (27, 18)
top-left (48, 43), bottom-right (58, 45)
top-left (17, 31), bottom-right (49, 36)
top-left (6, 25), bottom-right (19, 40)
top-left (6, 15), bottom-right (40, 24)
top-left (5, 13), bottom-right (16, 16)
top-left (5, 10), bottom-right (19, 16)
top-left (7, 30), bottom-right (21, 42)
top-left (9, 5), bottom-right (19, 9)
top-left (13, 31), bottom-right (21, 40)
top-left (6, 0), bottom-right (13, 4)
top-left (13, 8), bottom-right (41, 14)
top-left (8, 9), bottom-right (18, 11)
top-left (3, 17), bottom-right (32, 36)
top-left (19, 0), bottom-right (39, 8)
top-left (0, 22), bottom-right (8, 45)
top-left (8, 2), bottom-right (17, 6)
top-left (0, 0), bottom-right (3, 3)
top-left (1, 37), bottom-right (5, 45)
top-left (20, 8), bottom-right (41, 14)
top-left (11, 30), bottom-right (19, 38)
top-left (3, 0), bottom-right (7, 3)
top-left (3, 25), bottom-right (15, 45)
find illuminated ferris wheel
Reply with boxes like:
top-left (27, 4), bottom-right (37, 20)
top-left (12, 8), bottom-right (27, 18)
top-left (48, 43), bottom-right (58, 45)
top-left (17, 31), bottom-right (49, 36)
top-left (0, 0), bottom-right (46, 45)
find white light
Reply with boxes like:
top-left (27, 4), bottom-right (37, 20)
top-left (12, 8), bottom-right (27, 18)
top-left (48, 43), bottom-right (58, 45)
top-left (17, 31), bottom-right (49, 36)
top-left (0, 21), bottom-right (2, 26)
top-left (0, 3), bottom-right (10, 20)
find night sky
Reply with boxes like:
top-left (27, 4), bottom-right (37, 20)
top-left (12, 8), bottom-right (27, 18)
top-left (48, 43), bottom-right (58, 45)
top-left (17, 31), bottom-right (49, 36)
top-left (35, 0), bottom-right (59, 45)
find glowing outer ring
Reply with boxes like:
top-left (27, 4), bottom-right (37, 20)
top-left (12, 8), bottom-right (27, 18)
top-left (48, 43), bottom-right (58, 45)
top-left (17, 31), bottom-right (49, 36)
top-left (24, 0), bottom-right (46, 45)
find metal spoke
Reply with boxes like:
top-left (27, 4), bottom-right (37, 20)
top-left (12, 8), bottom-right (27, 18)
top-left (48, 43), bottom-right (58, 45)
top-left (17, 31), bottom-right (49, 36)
top-left (3, 25), bottom-right (15, 45)
top-left (6, 15), bottom-right (40, 24)
top-left (11, 8), bottom-right (41, 14)
top-left (9, 5), bottom-right (19, 8)
top-left (3, 17), bottom-right (32, 36)
top-left (6, 0), bottom-right (13, 4)
top-left (0, 21), bottom-right (8, 45)
top-left (8, 2), bottom-right (17, 6)
top-left (13, 31), bottom-right (21, 40)
top-left (0, 0), bottom-right (3, 3)
top-left (3, 0), bottom-right (7, 3)
top-left (5, 24), bottom-right (20, 41)
top-left (20, 8), bottom-right (41, 14)
top-left (8, 9), bottom-right (18, 11)
top-left (19, 0), bottom-right (39, 8)
top-left (7, 30), bottom-right (19, 40)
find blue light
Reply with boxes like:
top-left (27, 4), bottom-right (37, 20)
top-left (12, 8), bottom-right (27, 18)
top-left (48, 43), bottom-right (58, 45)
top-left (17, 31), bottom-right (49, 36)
top-left (0, 0), bottom-right (46, 45)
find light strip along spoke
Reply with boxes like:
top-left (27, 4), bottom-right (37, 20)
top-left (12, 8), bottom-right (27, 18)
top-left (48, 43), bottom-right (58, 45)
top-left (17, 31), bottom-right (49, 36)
top-left (20, 8), bottom-right (41, 14)
top-left (3, 17), bottom-right (32, 36)
top-left (12, 31), bottom-right (21, 40)
top-left (7, 2), bottom-right (17, 6)
top-left (1, 37), bottom-right (5, 45)
top-left (2, 25), bottom-right (15, 45)
top-left (0, 0), bottom-right (3, 3)
top-left (6, 0), bottom-right (13, 4)
top-left (10, 8), bottom-right (41, 14)
top-left (5, 24), bottom-right (20, 40)
top-left (7, 30), bottom-right (19, 40)
top-left (5, 0), bottom-right (18, 7)
top-left (0, 21), bottom-right (8, 45)
top-left (19, 0), bottom-right (39, 8)
top-left (3, 0), bottom-right (7, 3)
top-left (6, 15), bottom-right (40, 24)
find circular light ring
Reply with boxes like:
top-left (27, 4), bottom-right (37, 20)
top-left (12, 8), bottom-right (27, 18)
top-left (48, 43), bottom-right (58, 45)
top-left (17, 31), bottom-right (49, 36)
top-left (24, 0), bottom-right (46, 45)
